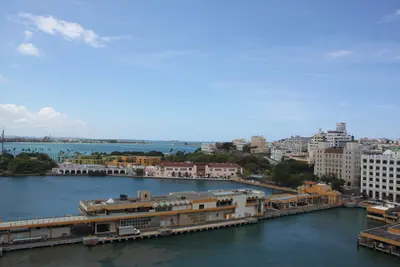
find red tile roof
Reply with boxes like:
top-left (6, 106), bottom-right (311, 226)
top-left (207, 163), bottom-right (241, 168)
top-left (160, 162), bottom-right (195, 167)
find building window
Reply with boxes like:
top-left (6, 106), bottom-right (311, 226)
top-left (363, 165), bottom-right (367, 169)
top-left (376, 166), bottom-right (380, 170)
top-left (383, 167), bottom-right (387, 170)
top-left (199, 204), bottom-right (204, 210)
top-left (383, 173), bottom-right (387, 177)
top-left (389, 174), bottom-right (394, 178)
top-left (375, 178), bottom-right (380, 182)
top-left (376, 160), bottom-right (381, 164)
top-left (363, 159), bottom-right (367, 163)
top-left (376, 185), bottom-right (380, 188)
top-left (369, 159), bottom-right (374, 163)
top-left (383, 179), bottom-right (387, 183)
top-left (389, 180), bottom-right (393, 184)
top-left (389, 167), bottom-right (394, 171)
top-left (390, 160), bottom-right (395, 165)
top-left (383, 185), bottom-right (387, 189)
top-left (389, 186), bottom-right (393, 190)
top-left (383, 160), bottom-right (387, 164)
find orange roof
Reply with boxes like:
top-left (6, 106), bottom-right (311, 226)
top-left (304, 181), bottom-right (317, 185)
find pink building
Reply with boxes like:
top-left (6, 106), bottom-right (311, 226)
top-left (155, 162), bottom-right (242, 179)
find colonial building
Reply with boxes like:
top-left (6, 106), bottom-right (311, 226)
top-left (314, 142), bottom-right (361, 186)
top-left (155, 162), bottom-right (242, 179)
top-left (361, 149), bottom-right (400, 205)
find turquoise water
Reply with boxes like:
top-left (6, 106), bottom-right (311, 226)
top-left (0, 177), bottom-right (398, 266)
top-left (3, 141), bottom-right (199, 157)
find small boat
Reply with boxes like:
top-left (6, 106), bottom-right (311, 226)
top-left (344, 202), bottom-right (357, 208)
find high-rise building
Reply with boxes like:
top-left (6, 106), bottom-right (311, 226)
top-left (360, 149), bottom-right (400, 205)
top-left (308, 129), bottom-right (326, 163)
top-left (250, 136), bottom-right (267, 154)
top-left (201, 143), bottom-right (216, 154)
top-left (314, 142), bottom-right (361, 186)
top-left (232, 138), bottom-right (248, 151)
top-left (326, 122), bottom-right (353, 147)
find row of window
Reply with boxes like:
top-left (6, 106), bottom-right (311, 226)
top-left (361, 183), bottom-right (400, 191)
top-left (363, 159), bottom-right (400, 165)
top-left (362, 171), bottom-right (400, 178)
top-left (363, 165), bottom-right (400, 171)
top-left (363, 190), bottom-right (400, 201)
top-left (363, 177), bottom-right (400, 184)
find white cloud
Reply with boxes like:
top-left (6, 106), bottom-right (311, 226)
top-left (17, 12), bottom-right (125, 48)
top-left (16, 43), bottom-right (40, 56)
top-left (0, 75), bottom-right (7, 83)
top-left (0, 104), bottom-right (87, 136)
top-left (24, 30), bottom-right (33, 40)
top-left (326, 50), bottom-right (352, 58)
top-left (380, 9), bottom-right (400, 23)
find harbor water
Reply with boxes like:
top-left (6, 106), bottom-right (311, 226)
top-left (0, 176), bottom-right (399, 266)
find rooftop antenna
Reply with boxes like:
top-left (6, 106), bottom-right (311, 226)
top-left (1, 130), bottom-right (4, 155)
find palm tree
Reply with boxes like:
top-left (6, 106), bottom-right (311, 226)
top-left (13, 148), bottom-right (16, 156)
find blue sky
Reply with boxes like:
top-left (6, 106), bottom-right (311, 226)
top-left (1, 0), bottom-right (400, 141)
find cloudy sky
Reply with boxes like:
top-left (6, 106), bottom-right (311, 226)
top-left (1, 0), bottom-right (400, 141)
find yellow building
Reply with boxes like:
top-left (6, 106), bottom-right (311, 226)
top-left (265, 182), bottom-right (342, 210)
top-left (70, 157), bottom-right (105, 165)
top-left (104, 156), bottom-right (162, 167)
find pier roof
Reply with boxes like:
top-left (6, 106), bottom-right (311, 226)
top-left (361, 223), bottom-right (400, 246)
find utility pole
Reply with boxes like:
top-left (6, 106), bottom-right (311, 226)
top-left (1, 130), bottom-right (4, 155)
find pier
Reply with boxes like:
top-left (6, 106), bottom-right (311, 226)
top-left (0, 203), bottom-right (342, 256)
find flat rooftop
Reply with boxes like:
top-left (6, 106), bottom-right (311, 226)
top-left (82, 188), bottom-right (265, 207)
top-left (362, 223), bottom-right (400, 243)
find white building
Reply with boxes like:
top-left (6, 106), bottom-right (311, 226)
top-left (270, 148), bottom-right (290, 162)
top-left (250, 136), bottom-right (268, 154)
top-left (314, 142), bottom-right (362, 186)
top-left (326, 122), bottom-right (353, 147)
top-left (201, 143), bottom-right (216, 154)
top-left (280, 135), bottom-right (311, 153)
top-left (308, 129), bottom-right (326, 164)
top-left (361, 150), bottom-right (400, 205)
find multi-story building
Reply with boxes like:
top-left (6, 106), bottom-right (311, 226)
top-left (155, 162), bottom-right (242, 179)
top-left (201, 143), bottom-right (216, 154)
top-left (280, 135), bottom-right (311, 153)
top-left (232, 138), bottom-right (248, 151)
top-left (360, 149), bottom-right (400, 205)
top-left (250, 136), bottom-right (268, 154)
top-left (270, 148), bottom-right (290, 162)
top-left (155, 162), bottom-right (197, 177)
top-left (308, 129), bottom-right (327, 164)
top-left (326, 122), bottom-right (353, 147)
top-left (314, 142), bottom-right (361, 186)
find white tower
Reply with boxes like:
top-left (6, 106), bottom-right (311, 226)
top-left (336, 122), bottom-right (347, 133)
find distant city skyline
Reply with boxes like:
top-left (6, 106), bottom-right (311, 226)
top-left (1, 1), bottom-right (400, 140)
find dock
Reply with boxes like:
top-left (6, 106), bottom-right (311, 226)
top-left (232, 179), bottom-right (297, 193)
top-left (358, 223), bottom-right (400, 258)
top-left (0, 204), bottom-right (342, 256)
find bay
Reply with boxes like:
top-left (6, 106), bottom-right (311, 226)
top-left (0, 176), bottom-right (398, 266)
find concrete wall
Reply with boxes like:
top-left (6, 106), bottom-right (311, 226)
top-left (30, 228), bottom-right (51, 238)
top-left (244, 206), bottom-right (257, 216)
top-left (10, 231), bottom-right (30, 240)
top-left (192, 201), bottom-right (217, 210)
top-left (0, 233), bottom-right (9, 244)
top-left (178, 214), bottom-right (194, 225)
top-left (51, 227), bottom-right (71, 238)
top-left (172, 204), bottom-right (190, 211)
top-left (206, 211), bottom-right (224, 221)
top-left (232, 194), bottom-right (247, 218)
